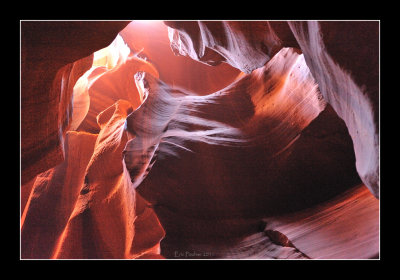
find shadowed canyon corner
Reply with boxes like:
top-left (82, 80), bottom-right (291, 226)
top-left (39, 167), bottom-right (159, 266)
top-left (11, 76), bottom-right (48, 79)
top-left (20, 20), bottom-right (379, 260)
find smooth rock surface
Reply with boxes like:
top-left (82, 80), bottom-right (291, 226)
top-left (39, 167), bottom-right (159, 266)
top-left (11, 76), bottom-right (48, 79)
top-left (130, 48), bottom-right (362, 258)
top-left (21, 21), bottom-right (379, 259)
top-left (165, 20), bottom-right (380, 198)
top-left (262, 184), bottom-right (379, 259)
top-left (21, 102), bottom-right (165, 259)
top-left (164, 21), bottom-right (282, 74)
top-left (288, 21), bottom-right (379, 198)
top-left (21, 21), bottom-right (130, 185)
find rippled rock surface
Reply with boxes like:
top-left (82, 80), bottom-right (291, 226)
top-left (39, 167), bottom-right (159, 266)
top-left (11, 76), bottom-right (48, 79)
top-left (21, 21), bottom-right (379, 259)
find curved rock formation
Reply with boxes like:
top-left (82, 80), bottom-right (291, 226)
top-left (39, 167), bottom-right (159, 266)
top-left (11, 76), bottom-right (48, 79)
top-left (165, 20), bottom-right (379, 198)
top-left (73, 34), bottom-right (159, 133)
top-left (21, 100), bottom-right (165, 259)
top-left (21, 21), bottom-right (130, 185)
top-left (160, 183), bottom-right (377, 259)
top-left (20, 20), bottom-right (379, 259)
top-left (262, 184), bottom-right (379, 259)
top-left (52, 100), bottom-right (164, 259)
top-left (125, 47), bottom-right (328, 191)
top-left (164, 21), bottom-right (282, 73)
top-left (128, 48), bottom-right (365, 258)
top-left (165, 21), bottom-right (379, 197)
top-left (288, 21), bottom-right (379, 198)
top-left (120, 21), bottom-right (242, 95)
top-left (21, 28), bottom-right (164, 259)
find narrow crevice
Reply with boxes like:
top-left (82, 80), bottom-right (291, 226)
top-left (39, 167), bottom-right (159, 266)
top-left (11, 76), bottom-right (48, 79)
top-left (264, 229), bottom-right (311, 259)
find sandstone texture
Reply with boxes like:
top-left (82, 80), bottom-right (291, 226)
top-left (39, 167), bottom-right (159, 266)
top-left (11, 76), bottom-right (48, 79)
top-left (20, 20), bottom-right (379, 259)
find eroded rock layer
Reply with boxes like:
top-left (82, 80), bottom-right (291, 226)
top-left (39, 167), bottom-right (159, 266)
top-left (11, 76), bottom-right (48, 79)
top-left (21, 21), bottom-right (130, 185)
top-left (164, 21), bottom-right (282, 73)
top-left (21, 101), bottom-right (165, 259)
top-left (120, 21), bottom-right (242, 95)
top-left (262, 184), bottom-right (379, 259)
top-left (288, 21), bottom-right (379, 198)
top-left (130, 48), bottom-right (364, 258)
top-left (161, 184), bottom-right (377, 259)
top-left (165, 20), bottom-right (379, 198)
top-left (21, 28), bottom-right (165, 259)
top-left (21, 21), bottom-right (379, 259)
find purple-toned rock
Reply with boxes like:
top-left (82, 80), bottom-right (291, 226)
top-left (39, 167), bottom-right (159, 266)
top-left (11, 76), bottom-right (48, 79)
top-left (288, 21), bottom-right (379, 197)
top-left (164, 21), bottom-right (283, 74)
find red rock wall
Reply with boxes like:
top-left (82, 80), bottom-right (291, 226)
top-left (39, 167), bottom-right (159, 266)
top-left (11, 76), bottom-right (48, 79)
top-left (21, 21), bottom-right (130, 185)
top-left (20, 20), bottom-right (379, 259)
top-left (165, 20), bottom-right (379, 198)
top-left (21, 21), bottom-right (165, 259)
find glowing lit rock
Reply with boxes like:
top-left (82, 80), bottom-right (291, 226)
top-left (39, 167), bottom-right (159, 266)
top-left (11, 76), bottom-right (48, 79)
top-left (165, 20), bottom-right (380, 198)
top-left (124, 48), bottom-right (363, 258)
top-left (21, 101), bottom-right (165, 259)
top-left (72, 35), bottom-right (159, 133)
top-left (21, 21), bottom-right (129, 185)
top-left (21, 21), bottom-right (379, 259)
top-left (164, 21), bottom-right (282, 73)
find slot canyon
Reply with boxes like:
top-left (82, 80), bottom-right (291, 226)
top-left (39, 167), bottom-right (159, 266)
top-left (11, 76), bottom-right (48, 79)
top-left (20, 20), bottom-right (379, 259)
